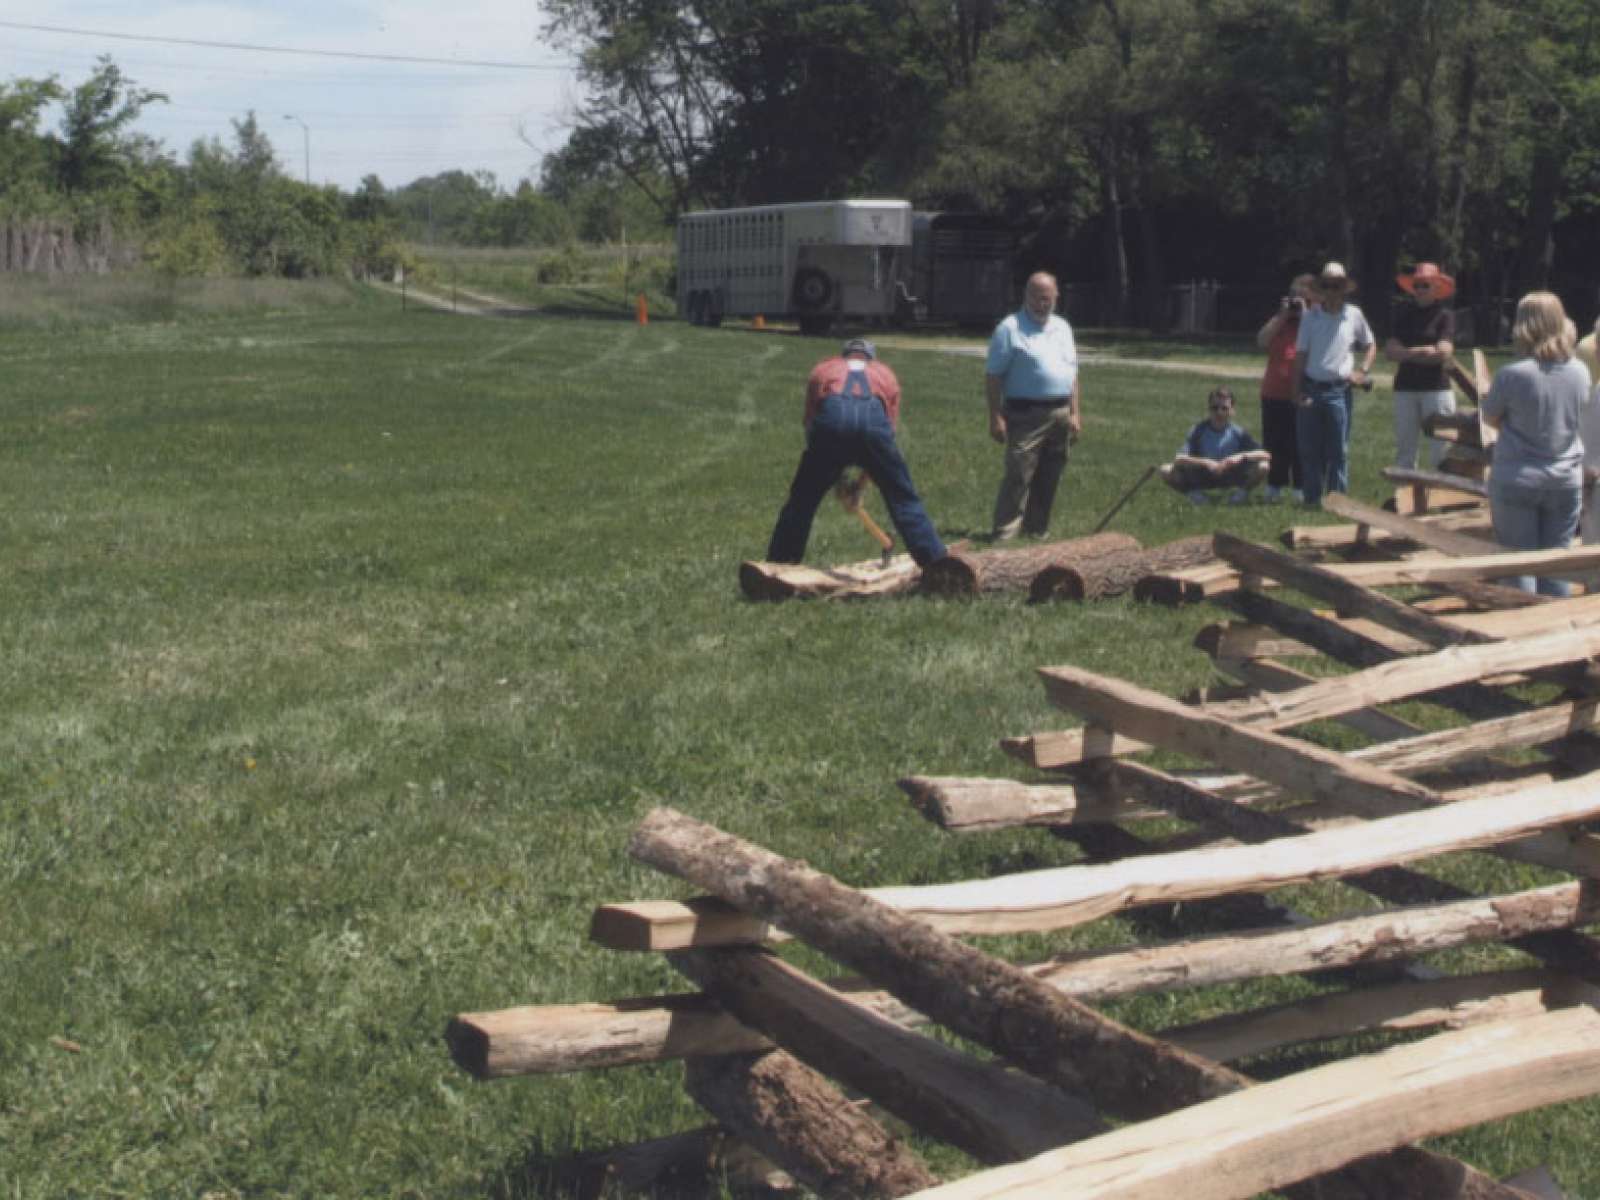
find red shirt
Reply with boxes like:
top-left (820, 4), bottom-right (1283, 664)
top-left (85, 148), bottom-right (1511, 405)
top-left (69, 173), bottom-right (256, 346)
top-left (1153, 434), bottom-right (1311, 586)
top-left (1261, 317), bottom-right (1301, 401)
top-left (803, 357), bottom-right (901, 429)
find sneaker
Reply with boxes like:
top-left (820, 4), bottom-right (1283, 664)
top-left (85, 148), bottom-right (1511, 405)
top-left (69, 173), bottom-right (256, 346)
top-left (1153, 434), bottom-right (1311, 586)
top-left (1263, 485), bottom-right (1282, 503)
top-left (1187, 490), bottom-right (1209, 506)
top-left (1227, 488), bottom-right (1249, 505)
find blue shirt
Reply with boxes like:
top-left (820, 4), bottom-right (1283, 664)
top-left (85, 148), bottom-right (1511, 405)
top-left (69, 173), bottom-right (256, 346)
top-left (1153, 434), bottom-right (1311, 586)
top-left (986, 310), bottom-right (1078, 400)
top-left (1180, 421), bottom-right (1259, 461)
top-left (1295, 304), bottom-right (1373, 383)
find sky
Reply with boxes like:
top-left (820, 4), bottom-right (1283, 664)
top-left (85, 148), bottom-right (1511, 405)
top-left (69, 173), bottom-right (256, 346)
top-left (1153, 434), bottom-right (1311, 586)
top-left (0, 2), bottom-right (585, 193)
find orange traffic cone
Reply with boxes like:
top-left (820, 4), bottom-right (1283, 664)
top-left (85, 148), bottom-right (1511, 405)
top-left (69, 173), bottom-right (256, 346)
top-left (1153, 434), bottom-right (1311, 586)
top-left (753, 314), bottom-right (766, 330)
top-left (635, 293), bottom-right (649, 325)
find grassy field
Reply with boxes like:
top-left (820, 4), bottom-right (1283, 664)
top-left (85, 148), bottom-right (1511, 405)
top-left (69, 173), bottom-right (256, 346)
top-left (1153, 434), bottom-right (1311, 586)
top-left (2, 280), bottom-right (1594, 1198)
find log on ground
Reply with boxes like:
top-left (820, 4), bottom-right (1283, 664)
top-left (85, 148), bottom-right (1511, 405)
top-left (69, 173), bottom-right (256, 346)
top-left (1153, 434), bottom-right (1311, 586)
top-left (686, 1049), bottom-right (939, 1199)
top-left (919, 532), bottom-right (1138, 596)
top-left (1028, 535), bottom-right (1214, 602)
top-left (739, 555), bottom-right (921, 601)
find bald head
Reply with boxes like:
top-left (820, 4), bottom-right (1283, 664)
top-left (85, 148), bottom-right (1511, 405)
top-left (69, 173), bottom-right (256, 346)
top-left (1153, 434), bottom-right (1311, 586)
top-left (1024, 273), bottom-right (1059, 322)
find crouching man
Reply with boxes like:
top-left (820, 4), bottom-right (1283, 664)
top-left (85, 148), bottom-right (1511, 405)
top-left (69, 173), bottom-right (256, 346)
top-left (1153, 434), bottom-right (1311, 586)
top-left (1160, 387), bottom-right (1272, 505)
top-left (766, 338), bottom-right (947, 566)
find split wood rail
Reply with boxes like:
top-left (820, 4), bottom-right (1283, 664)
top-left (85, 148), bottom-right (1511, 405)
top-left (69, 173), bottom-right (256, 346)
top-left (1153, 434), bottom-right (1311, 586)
top-left (450, 495), bottom-right (1600, 1200)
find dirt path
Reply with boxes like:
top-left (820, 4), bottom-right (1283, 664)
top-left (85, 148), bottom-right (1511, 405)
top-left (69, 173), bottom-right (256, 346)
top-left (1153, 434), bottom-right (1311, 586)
top-left (372, 281), bottom-right (538, 317)
top-left (372, 283), bottom-right (1396, 386)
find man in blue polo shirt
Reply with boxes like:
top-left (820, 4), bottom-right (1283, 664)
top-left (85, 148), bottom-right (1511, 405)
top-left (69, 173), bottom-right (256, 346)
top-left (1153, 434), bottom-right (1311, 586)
top-left (985, 271), bottom-right (1082, 539)
top-left (1159, 387), bottom-right (1271, 505)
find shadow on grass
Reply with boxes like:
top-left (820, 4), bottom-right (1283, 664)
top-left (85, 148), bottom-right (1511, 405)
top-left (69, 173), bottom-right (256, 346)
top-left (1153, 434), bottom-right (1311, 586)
top-left (488, 1128), bottom-right (791, 1200)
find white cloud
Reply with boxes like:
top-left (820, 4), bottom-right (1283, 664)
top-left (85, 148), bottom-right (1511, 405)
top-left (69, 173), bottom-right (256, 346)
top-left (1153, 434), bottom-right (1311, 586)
top-left (1, 1), bottom-right (584, 190)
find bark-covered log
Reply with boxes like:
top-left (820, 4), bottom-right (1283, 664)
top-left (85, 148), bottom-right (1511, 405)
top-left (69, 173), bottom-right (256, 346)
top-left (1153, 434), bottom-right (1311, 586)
top-left (919, 532), bottom-right (1138, 596)
top-left (670, 946), bottom-right (1104, 1162)
top-left (1028, 536), bottom-right (1214, 602)
top-left (684, 1049), bottom-right (937, 1199)
top-left (1131, 560), bottom-right (1249, 605)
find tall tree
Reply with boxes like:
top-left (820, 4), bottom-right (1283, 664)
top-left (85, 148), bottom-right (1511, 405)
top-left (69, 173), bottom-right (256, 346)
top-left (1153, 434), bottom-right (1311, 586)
top-left (54, 56), bottom-right (166, 195)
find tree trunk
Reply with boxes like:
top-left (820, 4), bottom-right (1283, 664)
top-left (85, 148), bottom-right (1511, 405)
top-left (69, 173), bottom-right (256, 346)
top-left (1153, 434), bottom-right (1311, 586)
top-left (684, 1049), bottom-right (937, 1199)
top-left (1029, 535), bottom-right (1213, 602)
top-left (920, 532), bottom-right (1138, 596)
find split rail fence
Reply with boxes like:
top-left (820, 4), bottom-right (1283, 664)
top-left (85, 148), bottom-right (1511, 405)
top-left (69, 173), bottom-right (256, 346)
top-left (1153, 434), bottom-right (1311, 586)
top-left (449, 485), bottom-right (1600, 1200)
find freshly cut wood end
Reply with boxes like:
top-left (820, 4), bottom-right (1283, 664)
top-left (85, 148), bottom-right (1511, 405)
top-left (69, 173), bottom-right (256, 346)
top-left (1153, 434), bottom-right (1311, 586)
top-left (589, 898), bottom-right (772, 951)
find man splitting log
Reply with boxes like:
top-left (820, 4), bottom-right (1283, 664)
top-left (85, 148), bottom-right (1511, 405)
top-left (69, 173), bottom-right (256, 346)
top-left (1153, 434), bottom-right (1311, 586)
top-left (765, 338), bottom-right (948, 567)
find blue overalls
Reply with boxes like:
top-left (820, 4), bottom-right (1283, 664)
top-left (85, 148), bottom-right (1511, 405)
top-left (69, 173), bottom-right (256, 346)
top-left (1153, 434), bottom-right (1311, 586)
top-left (766, 364), bottom-right (947, 567)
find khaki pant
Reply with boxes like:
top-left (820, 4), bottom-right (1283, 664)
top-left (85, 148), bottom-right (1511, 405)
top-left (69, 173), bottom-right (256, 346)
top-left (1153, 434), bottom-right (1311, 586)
top-left (993, 404), bottom-right (1073, 539)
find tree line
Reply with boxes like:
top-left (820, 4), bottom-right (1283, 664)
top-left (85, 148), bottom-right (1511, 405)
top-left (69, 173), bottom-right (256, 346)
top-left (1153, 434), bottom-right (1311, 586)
top-left (542, 0), bottom-right (1600, 332)
top-left (0, 56), bottom-right (671, 280)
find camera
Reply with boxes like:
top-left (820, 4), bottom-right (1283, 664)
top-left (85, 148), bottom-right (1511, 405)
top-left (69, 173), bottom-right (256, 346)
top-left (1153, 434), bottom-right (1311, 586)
top-left (1282, 296), bottom-right (1305, 316)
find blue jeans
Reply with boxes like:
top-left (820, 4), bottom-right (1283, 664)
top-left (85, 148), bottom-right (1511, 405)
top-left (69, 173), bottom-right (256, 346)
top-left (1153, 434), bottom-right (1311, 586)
top-left (1296, 379), bottom-right (1352, 504)
top-left (766, 393), bottom-right (947, 567)
top-left (1490, 481), bottom-right (1581, 596)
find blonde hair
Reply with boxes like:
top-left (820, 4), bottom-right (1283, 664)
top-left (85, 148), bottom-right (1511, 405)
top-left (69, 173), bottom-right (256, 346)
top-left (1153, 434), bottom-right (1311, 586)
top-left (1512, 291), bottom-right (1576, 363)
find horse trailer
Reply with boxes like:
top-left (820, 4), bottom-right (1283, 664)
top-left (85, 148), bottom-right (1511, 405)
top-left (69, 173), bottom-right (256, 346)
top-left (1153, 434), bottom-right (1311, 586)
top-left (676, 198), bottom-right (1015, 334)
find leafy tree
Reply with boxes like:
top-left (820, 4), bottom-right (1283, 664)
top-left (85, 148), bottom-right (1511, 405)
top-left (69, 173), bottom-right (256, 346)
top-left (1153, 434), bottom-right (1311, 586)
top-left (0, 75), bottom-right (65, 210)
top-left (53, 56), bottom-right (166, 195)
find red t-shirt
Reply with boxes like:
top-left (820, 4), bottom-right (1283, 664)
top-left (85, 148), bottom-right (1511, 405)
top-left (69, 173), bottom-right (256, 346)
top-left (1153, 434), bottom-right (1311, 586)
top-left (1261, 318), bottom-right (1301, 401)
top-left (803, 357), bottom-right (901, 429)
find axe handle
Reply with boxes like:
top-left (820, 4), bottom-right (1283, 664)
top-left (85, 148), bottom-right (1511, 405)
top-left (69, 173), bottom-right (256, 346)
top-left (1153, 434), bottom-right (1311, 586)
top-left (837, 472), bottom-right (894, 552)
top-left (853, 503), bottom-right (895, 552)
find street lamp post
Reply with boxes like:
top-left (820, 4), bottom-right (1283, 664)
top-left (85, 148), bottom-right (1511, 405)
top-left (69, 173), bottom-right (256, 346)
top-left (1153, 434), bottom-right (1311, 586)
top-left (282, 114), bottom-right (310, 185)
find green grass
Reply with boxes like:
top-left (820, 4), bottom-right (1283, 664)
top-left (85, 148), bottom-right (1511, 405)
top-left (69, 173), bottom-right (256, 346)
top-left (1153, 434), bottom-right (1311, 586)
top-left (409, 244), bottom-right (676, 320)
top-left (0, 274), bottom-right (365, 331)
top-left (1, 288), bottom-right (1593, 1197)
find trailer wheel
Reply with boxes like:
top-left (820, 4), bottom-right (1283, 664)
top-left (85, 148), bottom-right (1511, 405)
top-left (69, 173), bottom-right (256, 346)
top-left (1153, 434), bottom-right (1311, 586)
top-left (704, 291), bottom-right (723, 328)
top-left (791, 267), bottom-right (834, 312)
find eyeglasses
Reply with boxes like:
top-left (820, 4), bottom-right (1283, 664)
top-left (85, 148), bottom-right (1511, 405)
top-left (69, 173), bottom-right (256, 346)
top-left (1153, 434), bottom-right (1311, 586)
top-left (1412, 282), bottom-right (1433, 291)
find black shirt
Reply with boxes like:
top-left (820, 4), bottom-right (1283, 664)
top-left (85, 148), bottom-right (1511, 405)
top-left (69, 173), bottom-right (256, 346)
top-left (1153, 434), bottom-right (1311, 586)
top-left (1392, 303), bottom-right (1456, 391)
